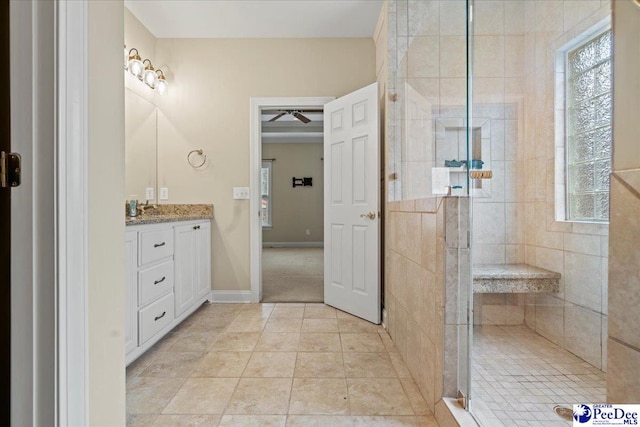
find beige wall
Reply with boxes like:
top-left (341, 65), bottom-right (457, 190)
top-left (608, 0), bottom-right (640, 403)
top-left (154, 38), bottom-right (375, 291)
top-left (125, 8), bottom-right (155, 69)
top-left (262, 143), bottom-right (324, 244)
top-left (88, 1), bottom-right (126, 425)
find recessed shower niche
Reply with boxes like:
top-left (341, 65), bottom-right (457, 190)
top-left (435, 117), bottom-right (491, 198)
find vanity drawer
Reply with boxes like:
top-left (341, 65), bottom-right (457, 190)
top-left (139, 260), bottom-right (174, 307)
top-left (138, 293), bottom-right (174, 345)
top-left (139, 228), bottom-right (174, 266)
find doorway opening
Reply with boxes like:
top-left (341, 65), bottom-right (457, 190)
top-left (260, 108), bottom-right (325, 302)
top-left (249, 97), bottom-right (334, 304)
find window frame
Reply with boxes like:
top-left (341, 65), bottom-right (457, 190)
top-left (555, 19), bottom-right (612, 224)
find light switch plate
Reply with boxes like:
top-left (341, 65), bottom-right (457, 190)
top-left (233, 187), bottom-right (250, 200)
top-left (160, 187), bottom-right (169, 200)
top-left (145, 187), bottom-right (154, 201)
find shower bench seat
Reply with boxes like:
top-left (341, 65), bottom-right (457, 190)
top-left (472, 264), bottom-right (561, 293)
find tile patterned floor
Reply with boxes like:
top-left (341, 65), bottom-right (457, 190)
top-left (472, 325), bottom-right (607, 427)
top-left (127, 303), bottom-right (439, 427)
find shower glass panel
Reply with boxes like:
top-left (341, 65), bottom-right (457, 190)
top-left (386, 0), bottom-right (473, 411)
top-left (468, 1), bottom-right (610, 425)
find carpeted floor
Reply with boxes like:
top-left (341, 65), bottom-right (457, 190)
top-left (262, 247), bottom-right (324, 303)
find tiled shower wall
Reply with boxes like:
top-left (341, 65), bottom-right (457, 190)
top-left (521, 0), bottom-right (611, 371)
top-left (381, 0), bottom-right (622, 415)
top-left (470, 0), bottom-right (527, 267)
top-left (385, 198), bottom-right (445, 413)
top-left (608, 0), bottom-right (640, 403)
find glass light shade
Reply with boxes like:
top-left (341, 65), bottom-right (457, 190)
top-left (128, 58), bottom-right (143, 78)
top-left (156, 78), bottom-right (168, 95)
top-left (144, 69), bottom-right (157, 88)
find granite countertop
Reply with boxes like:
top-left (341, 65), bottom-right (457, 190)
top-left (126, 204), bottom-right (213, 226)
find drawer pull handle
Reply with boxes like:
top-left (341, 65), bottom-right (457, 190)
top-left (193, 225), bottom-right (200, 230)
top-left (154, 276), bottom-right (166, 285)
top-left (154, 242), bottom-right (166, 248)
top-left (154, 311), bottom-right (166, 321)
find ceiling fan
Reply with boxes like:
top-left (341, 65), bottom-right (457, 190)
top-left (267, 109), bottom-right (323, 124)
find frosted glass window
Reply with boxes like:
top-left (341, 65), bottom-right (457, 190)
top-left (566, 29), bottom-right (612, 222)
top-left (261, 160), bottom-right (272, 227)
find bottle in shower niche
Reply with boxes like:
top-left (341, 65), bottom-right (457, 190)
top-left (128, 196), bottom-right (138, 218)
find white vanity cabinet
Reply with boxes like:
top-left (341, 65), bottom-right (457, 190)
top-left (175, 222), bottom-right (212, 317)
top-left (125, 219), bottom-right (212, 365)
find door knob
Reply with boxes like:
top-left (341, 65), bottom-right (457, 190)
top-left (360, 211), bottom-right (376, 220)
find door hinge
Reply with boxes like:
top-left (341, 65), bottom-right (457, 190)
top-left (0, 152), bottom-right (21, 188)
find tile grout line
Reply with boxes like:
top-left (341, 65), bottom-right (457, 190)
top-left (134, 307), bottom-right (231, 421)
top-left (219, 309), bottom-right (260, 420)
top-left (342, 344), bottom-right (352, 417)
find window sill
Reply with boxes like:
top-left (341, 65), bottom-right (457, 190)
top-left (555, 219), bottom-right (609, 225)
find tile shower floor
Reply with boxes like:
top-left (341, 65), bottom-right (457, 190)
top-left (472, 325), bottom-right (606, 427)
top-left (127, 303), bottom-right (438, 427)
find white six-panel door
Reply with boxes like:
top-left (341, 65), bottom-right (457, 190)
top-left (324, 83), bottom-right (380, 324)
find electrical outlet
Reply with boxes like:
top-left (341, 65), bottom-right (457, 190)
top-left (160, 187), bottom-right (169, 200)
top-left (233, 187), bottom-right (250, 200)
top-left (305, 229), bottom-right (311, 236)
top-left (145, 187), bottom-right (154, 201)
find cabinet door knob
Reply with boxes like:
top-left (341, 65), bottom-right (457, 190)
top-left (154, 242), bottom-right (166, 248)
top-left (154, 311), bottom-right (166, 321)
top-left (193, 225), bottom-right (200, 230)
top-left (154, 276), bottom-right (166, 285)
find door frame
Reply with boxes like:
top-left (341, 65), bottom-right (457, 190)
top-left (249, 97), bottom-right (333, 303)
top-left (57, 0), bottom-right (90, 425)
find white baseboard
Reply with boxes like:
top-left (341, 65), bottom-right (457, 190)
top-left (263, 242), bottom-right (324, 248)
top-left (210, 290), bottom-right (253, 303)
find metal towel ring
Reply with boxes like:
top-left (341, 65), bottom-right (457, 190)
top-left (187, 149), bottom-right (206, 168)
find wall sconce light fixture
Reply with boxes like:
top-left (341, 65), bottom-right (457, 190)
top-left (127, 47), bottom-right (144, 79)
top-left (125, 45), bottom-right (169, 95)
top-left (156, 70), bottom-right (168, 95)
top-left (143, 59), bottom-right (157, 88)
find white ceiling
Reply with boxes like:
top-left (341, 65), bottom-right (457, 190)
top-left (125, 0), bottom-right (384, 39)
